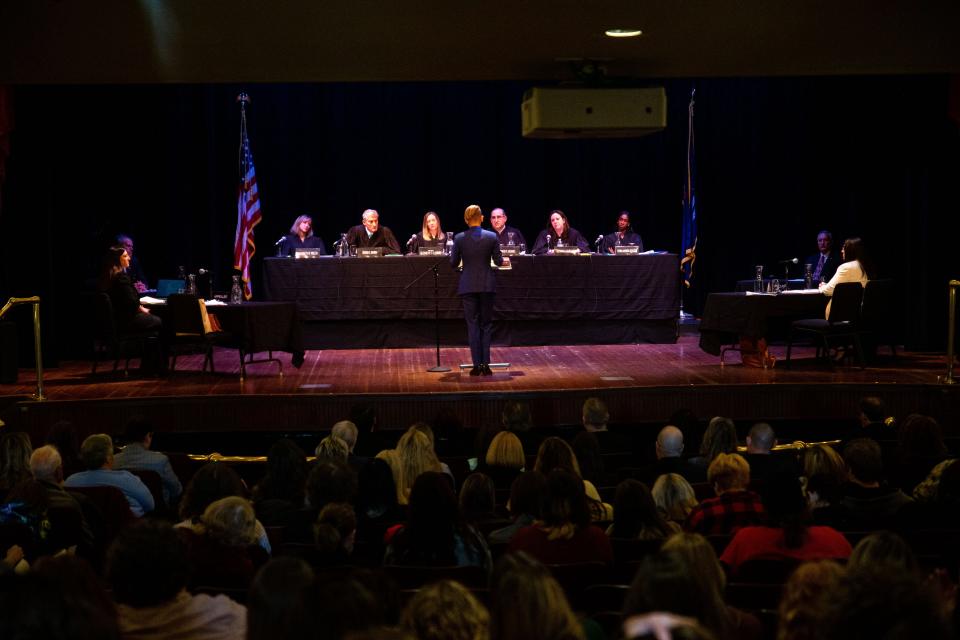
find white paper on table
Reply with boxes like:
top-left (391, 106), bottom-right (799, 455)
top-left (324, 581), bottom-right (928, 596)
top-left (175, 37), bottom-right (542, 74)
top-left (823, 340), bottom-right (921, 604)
top-left (780, 289), bottom-right (824, 295)
top-left (204, 299), bottom-right (227, 306)
top-left (139, 296), bottom-right (165, 304)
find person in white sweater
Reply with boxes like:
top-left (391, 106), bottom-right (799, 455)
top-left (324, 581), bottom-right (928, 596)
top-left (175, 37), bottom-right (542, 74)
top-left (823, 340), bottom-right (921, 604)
top-left (819, 236), bottom-right (871, 318)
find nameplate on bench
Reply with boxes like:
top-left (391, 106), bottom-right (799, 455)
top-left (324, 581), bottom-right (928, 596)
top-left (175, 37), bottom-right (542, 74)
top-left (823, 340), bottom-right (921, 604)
top-left (294, 249), bottom-right (322, 259)
top-left (500, 245), bottom-right (520, 256)
top-left (554, 246), bottom-right (581, 255)
top-left (417, 246), bottom-right (444, 256)
top-left (357, 247), bottom-right (384, 258)
top-left (612, 245), bottom-right (640, 255)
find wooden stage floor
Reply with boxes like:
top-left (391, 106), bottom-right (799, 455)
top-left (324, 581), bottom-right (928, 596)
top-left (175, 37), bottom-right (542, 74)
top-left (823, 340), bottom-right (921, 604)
top-left (2, 334), bottom-right (956, 440)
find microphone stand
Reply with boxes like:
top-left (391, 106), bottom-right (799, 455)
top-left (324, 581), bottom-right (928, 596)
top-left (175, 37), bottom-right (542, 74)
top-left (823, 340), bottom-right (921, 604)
top-left (403, 258), bottom-right (451, 372)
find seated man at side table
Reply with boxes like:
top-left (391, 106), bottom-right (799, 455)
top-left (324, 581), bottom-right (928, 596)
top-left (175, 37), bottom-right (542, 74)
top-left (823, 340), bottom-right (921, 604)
top-left (116, 233), bottom-right (149, 292)
top-left (806, 229), bottom-right (840, 284)
top-left (65, 433), bottom-right (155, 517)
top-left (489, 207), bottom-right (527, 250)
top-left (345, 209), bottom-right (402, 255)
top-left (601, 211), bottom-right (644, 253)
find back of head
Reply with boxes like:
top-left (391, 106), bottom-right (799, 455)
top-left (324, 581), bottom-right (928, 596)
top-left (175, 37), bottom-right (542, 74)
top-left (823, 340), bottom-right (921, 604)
top-left (707, 453), bottom-right (750, 493)
top-left (847, 531), bottom-right (917, 576)
top-left (747, 423), bottom-right (776, 453)
top-left (509, 470), bottom-right (547, 519)
top-left (464, 204), bottom-right (482, 226)
top-left (491, 552), bottom-right (584, 640)
top-left (656, 426), bottom-right (685, 458)
top-left (0, 431), bottom-right (33, 488)
top-left (29, 445), bottom-right (63, 483)
top-left (202, 496), bottom-right (258, 547)
top-left (397, 429), bottom-right (442, 497)
top-left (121, 416), bottom-right (153, 445)
top-left (331, 421), bottom-right (359, 451)
top-left (179, 462), bottom-right (246, 520)
top-left (501, 400), bottom-right (533, 433)
top-left (700, 417), bottom-right (737, 460)
top-left (777, 560), bottom-right (845, 640)
top-left (760, 473), bottom-right (809, 547)
top-left (652, 473), bottom-right (697, 522)
top-left (612, 478), bottom-right (668, 539)
top-left (842, 438), bottom-right (884, 484)
top-left (262, 438), bottom-right (308, 500)
top-left (582, 397), bottom-right (609, 429)
top-left (485, 430), bottom-right (525, 469)
top-left (535, 437), bottom-right (581, 476)
top-left (858, 396), bottom-right (886, 424)
top-left (570, 431), bottom-right (603, 482)
top-left (897, 413), bottom-right (947, 459)
top-left (357, 457), bottom-right (399, 514)
top-left (407, 471), bottom-right (459, 533)
top-left (661, 532), bottom-right (726, 594)
top-left (106, 519), bottom-right (190, 608)
top-left (315, 435), bottom-right (350, 463)
top-left (459, 472), bottom-right (496, 521)
top-left (802, 444), bottom-right (846, 482)
top-left (79, 433), bottom-right (113, 471)
top-left (542, 468), bottom-right (590, 530)
top-left (307, 460), bottom-right (358, 510)
top-left (248, 557), bottom-right (316, 640)
top-left (400, 580), bottom-right (489, 640)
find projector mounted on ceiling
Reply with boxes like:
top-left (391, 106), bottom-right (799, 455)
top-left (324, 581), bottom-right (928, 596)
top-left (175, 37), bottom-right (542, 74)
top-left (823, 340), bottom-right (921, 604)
top-left (521, 87), bottom-right (667, 139)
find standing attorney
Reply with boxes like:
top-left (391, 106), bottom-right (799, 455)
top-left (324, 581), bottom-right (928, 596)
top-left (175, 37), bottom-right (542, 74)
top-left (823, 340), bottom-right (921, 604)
top-left (451, 205), bottom-right (503, 376)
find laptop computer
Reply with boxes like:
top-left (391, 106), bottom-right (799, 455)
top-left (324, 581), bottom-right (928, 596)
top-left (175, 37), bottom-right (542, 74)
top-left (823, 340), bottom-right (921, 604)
top-left (155, 279), bottom-right (184, 298)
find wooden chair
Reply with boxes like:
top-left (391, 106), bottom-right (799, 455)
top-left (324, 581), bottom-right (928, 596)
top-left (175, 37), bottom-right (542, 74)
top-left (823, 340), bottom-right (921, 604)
top-left (785, 282), bottom-right (865, 368)
top-left (125, 468), bottom-right (165, 512)
top-left (90, 292), bottom-right (158, 375)
top-left (66, 485), bottom-right (135, 544)
top-left (166, 294), bottom-right (241, 376)
top-left (859, 279), bottom-right (899, 361)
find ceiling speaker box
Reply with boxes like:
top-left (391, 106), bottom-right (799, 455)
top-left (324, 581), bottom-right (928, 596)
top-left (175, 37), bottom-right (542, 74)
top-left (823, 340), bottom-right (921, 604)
top-left (521, 87), bottom-right (666, 139)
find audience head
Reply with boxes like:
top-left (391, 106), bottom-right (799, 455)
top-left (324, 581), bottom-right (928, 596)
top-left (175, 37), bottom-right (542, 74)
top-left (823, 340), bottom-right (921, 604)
top-left (847, 531), bottom-right (918, 576)
top-left (247, 557), bottom-right (316, 640)
top-left (400, 579), bottom-right (489, 640)
top-left (803, 444), bottom-right (846, 481)
top-left (699, 417), bottom-right (738, 461)
top-left (261, 438), bottom-right (308, 501)
top-left (761, 473), bottom-right (810, 548)
top-left (485, 430), bottom-right (525, 470)
top-left (79, 433), bottom-right (113, 471)
top-left (661, 532), bottom-right (727, 594)
top-left (178, 461), bottom-right (247, 521)
top-left (842, 438), bottom-right (883, 486)
top-left (201, 496), bottom-right (258, 547)
top-left (397, 427), bottom-right (442, 499)
top-left (777, 559), bottom-right (845, 640)
top-left (29, 444), bottom-right (63, 484)
top-left (534, 437), bottom-right (582, 477)
top-left (356, 457), bottom-right (399, 517)
top-left (307, 459), bottom-right (358, 510)
top-left (581, 397), bottom-right (610, 431)
top-left (0, 431), bottom-right (33, 489)
top-left (401, 472), bottom-right (464, 560)
top-left (610, 479), bottom-right (671, 539)
top-left (501, 400), bottom-right (533, 433)
top-left (375, 449), bottom-right (406, 504)
top-left (656, 426), bottom-right (684, 459)
top-left (746, 423), bottom-right (776, 454)
top-left (314, 502), bottom-right (358, 556)
top-left (331, 420), bottom-right (359, 452)
top-left (652, 473), bottom-right (697, 522)
top-left (106, 519), bottom-right (190, 608)
top-left (121, 416), bottom-right (153, 446)
top-left (464, 204), bottom-right (483, 226)
top-left (315, 434), bottom-right (350, 463)
top-left (707, 453), bottom-right (750, 494)
top-left (490, 552), bottom-right (584, 640)
top-left (508, 470), bottom-right (547, 519)
top-left (897, 413), bottom-right (948, 459)
top-left (541, 469), bottom-right (590, 532)
top-left (858, 396), bottom-right (887, 427)
top-left (312, 574), bottom-right (385, 639)
top-left (459, 472), bottom-right (496, 522)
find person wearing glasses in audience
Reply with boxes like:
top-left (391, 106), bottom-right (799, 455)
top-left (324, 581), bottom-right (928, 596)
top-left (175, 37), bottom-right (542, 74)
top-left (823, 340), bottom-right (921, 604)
top-left (530, 210), bottom-right (590, 255)
top-left (345, 209), bottom-right (402, 255)
top-left (279, 215), bottom-right (326, 257)
top-left (406, 211), bottom-right (446, 254)
top-left (489, 207), bottom-right (527, 251)
top-left (600, 211), bottom-right (644, 254)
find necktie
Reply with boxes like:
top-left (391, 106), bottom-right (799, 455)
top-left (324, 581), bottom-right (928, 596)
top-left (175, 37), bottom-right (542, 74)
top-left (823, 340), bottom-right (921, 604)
top-left (813, 254), bottom-right (825, 281)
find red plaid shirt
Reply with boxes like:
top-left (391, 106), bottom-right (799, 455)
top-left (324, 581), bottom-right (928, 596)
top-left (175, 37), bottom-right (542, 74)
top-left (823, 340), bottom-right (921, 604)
top-left (683, 490), bottom-right (766, 535)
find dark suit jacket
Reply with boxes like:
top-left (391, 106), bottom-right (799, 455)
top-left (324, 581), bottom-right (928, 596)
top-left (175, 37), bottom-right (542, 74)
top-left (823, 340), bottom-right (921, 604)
top-left (492, 226), bottom-right (527, 250)
top-left (805, 251), bottom-right (840, 282)
top-left (451, 226), bottom-right (502, 294)
top-left (601, 230), bottom-right (644, 253)
top-left (281, 233), bottom-right (326, 256)
top-left (346, 225), bottom-right (402, 254)
top-left (531, 227), bottom-right (590, 255)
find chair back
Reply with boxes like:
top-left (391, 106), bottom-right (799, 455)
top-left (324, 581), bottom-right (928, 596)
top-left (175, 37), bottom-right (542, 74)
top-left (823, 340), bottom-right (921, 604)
top-left (166, 294), bottom-right (206, 336)
top-left (66, 485), bottom-right (135, 543)
top-left (861, 279), bottom-right (898, 334)
top-left (827, 282), bottom-right (863, 325)
top-left (92, 292), bottom-right (118, 342)
top-left (125, 468), bottom-right (165, 508)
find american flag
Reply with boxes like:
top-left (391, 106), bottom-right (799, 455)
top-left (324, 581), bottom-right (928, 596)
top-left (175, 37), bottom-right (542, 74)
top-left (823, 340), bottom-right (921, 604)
top-left (680, 88), bottom-right (698, 289)
top-left (233, 94), bottom-right (261, 300)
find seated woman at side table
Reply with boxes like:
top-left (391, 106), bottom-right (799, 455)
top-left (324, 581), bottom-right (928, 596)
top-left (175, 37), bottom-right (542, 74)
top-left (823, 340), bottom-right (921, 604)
top-left (279, 214), bottom-right (326, 256)
top-left (100, 245), bottom-right (161, 334)
top-left (406, 211), bottom-right (446, 254)
top-left (530, 210), bottom-right (590, 255)
top-left (819, 236), bottom-right (871, 318)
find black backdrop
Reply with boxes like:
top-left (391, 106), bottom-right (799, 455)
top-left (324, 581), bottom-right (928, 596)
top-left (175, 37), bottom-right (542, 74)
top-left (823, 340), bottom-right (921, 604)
top-left (1, 75), bottom-right (958, 361)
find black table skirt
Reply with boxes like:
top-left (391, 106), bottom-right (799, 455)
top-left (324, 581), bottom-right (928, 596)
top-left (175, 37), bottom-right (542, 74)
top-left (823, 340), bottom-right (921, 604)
top-left (699, 292), bottom-right (828, 355)
top-left (263, 254), bottom-right (680, 348)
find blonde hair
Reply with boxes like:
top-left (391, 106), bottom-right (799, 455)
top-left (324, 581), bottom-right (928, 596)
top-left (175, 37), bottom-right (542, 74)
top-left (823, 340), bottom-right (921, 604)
top-left (202, 496), bottom-right (258, 547)
top-left (707, 453), bottom-right (751, 493)
top-left (420, 211), bottom-right (444, 241)
top-left (777, 560), bottom-right (844, 640)
top-left (397, 428), bottom-right (443, 501)
top-left (375, 449), bottom-right (406, 504)
top-left (485, 431), bottom-right (525, 469)
top-left (533, 437), bottom-right (582, 477)
top-left (662, 532), bottom-right (727, 593)
top-left (652, 473), bottom-right (697, 522)
top-left (803, 444), bottom-right (846, 481)
top-left (464, 204), bottom-right (482, 225)
top-left (400, 580), bottom-right (490, 640)
top-left (315, 435), bottom-right (349, 463)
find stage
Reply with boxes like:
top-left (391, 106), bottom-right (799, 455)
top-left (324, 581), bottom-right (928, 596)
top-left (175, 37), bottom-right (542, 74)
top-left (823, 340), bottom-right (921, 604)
top-left (1, 330), bottom-right (956, 450)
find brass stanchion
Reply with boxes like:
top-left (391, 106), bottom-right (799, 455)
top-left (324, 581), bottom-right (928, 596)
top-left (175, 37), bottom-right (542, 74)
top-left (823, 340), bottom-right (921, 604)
top-left (0, 296), bottom-right (45, 401)
top-left (945, 280), bottom-right (959, 385)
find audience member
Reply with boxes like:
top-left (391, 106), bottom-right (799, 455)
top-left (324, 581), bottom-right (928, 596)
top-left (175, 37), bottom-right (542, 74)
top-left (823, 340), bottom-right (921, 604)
top-left (252, 438), bottom-right (309, 526)
top-left (652, 473), bottom-right (698, 527)
top-left (839, 438), bottom-right (913, 530)
top-left (608, 479), bottom-right (680, 540)
top-left (247, 557), bottom-right (315, 640)
top-left (25, 445), bottom-right (94, 557)
top-left (375, 449), bottom-right (407, 504)
top-left (846, 530), bottom-right (918, 576)
top-left (684, 453), bottom-right (765, 535)
top-left (384, 471), bottom-right (491, 571)
top-left (315, 434), bottom-right (350, 465)
top-left (888, 413), bottom-right (951, 493)
top-left (107, 519), bottom-right (246, 640)
top-left (508, 469), bottom-right (613, 565)
top-left (332, 420), bottom-right (369, 470)
top-left (459, 472), bottom-right (499, 526)
top-left (488, 470), bottom-right (547, 545)
top-left (355, 457), bottom-right (404, 547)
top-left (313, 502), bottom-right (358, 567)
top-left (45, 420), bottom-right (84, 478)
top-left (743, 423), bottom-right (799, 482)
top-left (179, 496), bottom-right (269, 590)
top-left (408, 422), bottom-right (456, 480)
top-left (482, 430), bottom-right (526, 490)
top-left (113, 416), bottom-right (183, 507)
top-left (64, 434), bottom-right (154, 517)
top-left (719, 474), bottom-right (851, 577)
top-left (304, 459), bottom-right (357, 517)
top-left (581, 397), bottom-right (634, 454)
top-left (490, 552), bottom-right (587, 640)
top-left (776, 559), bottom-right (845, 640)
top-left (855, 396), bottom-right (895, 441)
top-left (400, 579), bottom-right (490, 640)
top-left (396, 427), bottom-right (444, 501)
top-left (570, 431), bottom-right (608, 486)
top-left (645, 425), bottom-right (705, 484)
top-left (534, 437), bottom-right (612, 520)
top-left (0, 431), bottom-right (32, 501)
top-left (802, 444), bottom-right (847, 526)
top-left (687, 417), bottom-right (738, 478)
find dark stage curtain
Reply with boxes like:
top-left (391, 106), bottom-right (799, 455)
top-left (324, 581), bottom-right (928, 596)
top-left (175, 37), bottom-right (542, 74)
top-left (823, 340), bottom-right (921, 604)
top-left (0, 77), bottom-right (957, 362)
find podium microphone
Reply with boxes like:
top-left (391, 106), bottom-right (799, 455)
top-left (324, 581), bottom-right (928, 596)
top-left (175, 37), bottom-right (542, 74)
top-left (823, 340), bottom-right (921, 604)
top-left (778, 257), bottom-right (799, 265)
top-left (406, 234), bottom-right (417, 248)
top-left (274, 236), bottom-right (286, 247)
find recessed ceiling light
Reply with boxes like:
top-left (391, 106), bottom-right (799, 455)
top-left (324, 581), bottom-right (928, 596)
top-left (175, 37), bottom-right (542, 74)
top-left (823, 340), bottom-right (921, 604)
top-left (605, 29), bottom-right (643, 38)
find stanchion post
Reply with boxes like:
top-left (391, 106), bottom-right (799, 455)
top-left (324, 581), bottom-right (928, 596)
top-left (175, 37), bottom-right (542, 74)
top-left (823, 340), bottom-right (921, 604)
top-left (946, 280), bottom-right (958, 385)
top-left (0, 296), bottom-right (45, 400)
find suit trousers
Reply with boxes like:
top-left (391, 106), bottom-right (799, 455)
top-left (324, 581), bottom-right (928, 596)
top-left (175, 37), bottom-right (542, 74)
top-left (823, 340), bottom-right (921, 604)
top-left (460, 292), bottom-right (495, 366)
